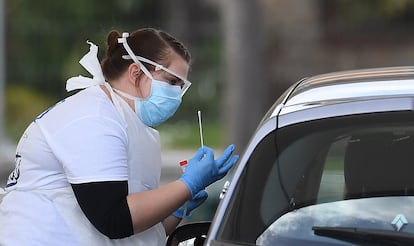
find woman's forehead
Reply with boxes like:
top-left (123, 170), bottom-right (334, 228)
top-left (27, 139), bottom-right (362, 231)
top-left (166, 54), bottom-right (189, 79)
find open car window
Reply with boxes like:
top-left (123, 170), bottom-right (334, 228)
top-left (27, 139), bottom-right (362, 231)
top-left (217, 111), bottom-right (414, 245)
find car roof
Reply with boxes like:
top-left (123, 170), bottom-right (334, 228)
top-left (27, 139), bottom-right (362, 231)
top-left (261, 66), bottom-right (414, 126)
top-left (286, 66), bottom-right (414, 106)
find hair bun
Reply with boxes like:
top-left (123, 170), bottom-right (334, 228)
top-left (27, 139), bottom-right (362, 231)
top-left (106, 30), bottom-right (122, 56)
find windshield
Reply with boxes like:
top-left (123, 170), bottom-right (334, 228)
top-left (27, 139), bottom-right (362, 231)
top-left (217, 111), bottom-right (414, 244)
top-left (258, 197), bottom-right (414, 245)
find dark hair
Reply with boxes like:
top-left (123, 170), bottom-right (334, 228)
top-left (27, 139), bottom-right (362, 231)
top-left (101, 28), bottom-right (191, 81)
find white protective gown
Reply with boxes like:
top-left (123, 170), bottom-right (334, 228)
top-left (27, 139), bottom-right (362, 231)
top-left (0, 41), bottom-right (166, 245)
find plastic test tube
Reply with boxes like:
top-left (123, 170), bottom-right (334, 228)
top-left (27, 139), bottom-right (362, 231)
top-left (179, 159), bottom-right (189, 216)
top-left (179, 159), bottom-right (188, 173)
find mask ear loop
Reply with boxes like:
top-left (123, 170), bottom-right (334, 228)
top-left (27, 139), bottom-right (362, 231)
top-left (117, 32), bottom-right (154, 80)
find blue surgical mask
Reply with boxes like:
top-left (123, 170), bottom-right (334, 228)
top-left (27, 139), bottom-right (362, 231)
top-left (114, 80), bottom-right (182, 127)
top-left (136, 80), bottom-right (182, 126)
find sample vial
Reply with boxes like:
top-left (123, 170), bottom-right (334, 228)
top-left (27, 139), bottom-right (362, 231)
top-left (179, 160), bottom-right (188, 173)
top-left (179, 159), bottom-right (189, 217)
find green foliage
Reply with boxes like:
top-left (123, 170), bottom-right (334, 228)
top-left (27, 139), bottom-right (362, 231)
top-left (7, 0), bottom-right (165, 99)
top-left (5, 85), bottom-right (54, 141)
top-left (334, 0), bottom-right (414, 26)
top-left (5, 0), bottom-right (224, 125)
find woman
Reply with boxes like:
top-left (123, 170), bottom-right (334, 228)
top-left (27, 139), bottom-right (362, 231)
top-left (0, 28), bottom-right (238, 245)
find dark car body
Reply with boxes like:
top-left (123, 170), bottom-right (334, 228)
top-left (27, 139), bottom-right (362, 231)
top-left (168, 66), bottom-right (414, 245)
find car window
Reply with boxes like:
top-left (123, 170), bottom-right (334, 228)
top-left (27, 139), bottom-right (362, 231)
top-left (316, 135), bottom-right (347, 204)
top-left (217, 111), bottom-right (414, 245)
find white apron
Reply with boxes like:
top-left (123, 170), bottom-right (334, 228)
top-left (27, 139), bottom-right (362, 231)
top-left (0, 85), bottom-right (166, 245)
top-left (1, 40), bottom-right (166, 245)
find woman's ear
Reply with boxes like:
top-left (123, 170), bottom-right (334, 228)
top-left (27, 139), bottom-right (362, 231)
top-left (127, 63), bottom-right (142, 84)
top-left (127, 63), bottom-right (152, 98)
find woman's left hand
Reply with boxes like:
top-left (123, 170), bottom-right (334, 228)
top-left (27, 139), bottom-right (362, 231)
top-left (172, 190), bottom-right (208, 219)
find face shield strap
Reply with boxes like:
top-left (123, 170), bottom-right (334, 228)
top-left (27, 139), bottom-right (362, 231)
top-left (122, 55), bottom-right (191, 92)
top-left (118, 32), bottom-right (192, 96)
top-left (117, 32), bottom-right (153, 80)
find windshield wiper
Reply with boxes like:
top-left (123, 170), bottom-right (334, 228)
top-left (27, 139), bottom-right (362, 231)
top-left (313, 226), bottom-right (414, 245)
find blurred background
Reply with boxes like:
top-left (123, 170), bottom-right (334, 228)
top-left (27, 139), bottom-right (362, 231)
top-left (1, 0), bottom-right (414, 223)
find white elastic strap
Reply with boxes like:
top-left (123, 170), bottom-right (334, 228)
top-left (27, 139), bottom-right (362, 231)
top-left (103, 83), bottom-right (126, 121)
top-left (124, 55), bottom-right (164, 71)
top-left (117, 32), bottom-right (153, 79)
top-left (112, 87), bottom-right (139, 101)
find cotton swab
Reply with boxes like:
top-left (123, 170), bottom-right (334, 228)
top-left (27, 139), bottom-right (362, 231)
top-left (198, 110), bottom-right (204, 148)
top-left (180, 110), bottom-right (205, 173)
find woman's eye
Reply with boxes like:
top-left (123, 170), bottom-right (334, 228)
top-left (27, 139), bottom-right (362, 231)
top-left (169, 79), bottom-right (184, 87)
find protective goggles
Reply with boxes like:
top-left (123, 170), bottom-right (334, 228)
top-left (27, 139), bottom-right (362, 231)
top-left (118, 32), bottom-right (191, 96)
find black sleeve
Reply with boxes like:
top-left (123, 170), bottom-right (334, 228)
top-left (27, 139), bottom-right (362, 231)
top-left (71, 181), bottom-right (134, 239)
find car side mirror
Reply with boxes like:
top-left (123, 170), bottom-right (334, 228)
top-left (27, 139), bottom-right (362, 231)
top-left (166, 222), bottom-right (211, 246)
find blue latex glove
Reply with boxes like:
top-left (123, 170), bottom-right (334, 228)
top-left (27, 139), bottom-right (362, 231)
top-left (180, 144), bottom-right (239, 198)
top-left (173, 190), bottom-right (208, 219)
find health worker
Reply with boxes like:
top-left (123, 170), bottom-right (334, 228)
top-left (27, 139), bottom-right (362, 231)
top-left (0, 28), bottom-right (239, 245)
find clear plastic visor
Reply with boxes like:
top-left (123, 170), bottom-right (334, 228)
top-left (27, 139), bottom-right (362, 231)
top-left (122, 54), bottom-right (191, 96)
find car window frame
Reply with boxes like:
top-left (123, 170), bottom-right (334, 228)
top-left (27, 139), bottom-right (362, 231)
top-left (213, 110), bottom-right (414, 245)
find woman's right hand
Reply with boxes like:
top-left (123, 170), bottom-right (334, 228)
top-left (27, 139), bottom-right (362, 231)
top-left (179, 145), bottom-right (239, 198)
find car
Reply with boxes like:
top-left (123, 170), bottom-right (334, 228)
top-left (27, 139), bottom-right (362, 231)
top-left (167, 66), bottom-right (414, 245)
